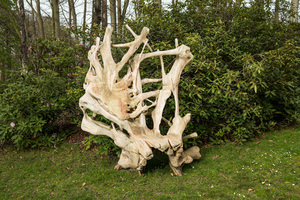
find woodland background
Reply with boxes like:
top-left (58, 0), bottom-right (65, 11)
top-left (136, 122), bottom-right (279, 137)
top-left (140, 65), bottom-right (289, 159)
top-left (0, 0), bottom-right (299, 152)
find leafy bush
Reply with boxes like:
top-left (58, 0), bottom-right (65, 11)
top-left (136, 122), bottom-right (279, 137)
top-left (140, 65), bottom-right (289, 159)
top-left (87, 1), bottom-right (299, 153)
top-left (125, 0), bottom-right (300, 146)
top-left (0, 35), bottom-right (89, 149)
top-left (1, 0), bottom-right (299, 151)
top-left (180, 37), bottom-right (299, 145)
top-left (0, 69), bottom-right (61, 148)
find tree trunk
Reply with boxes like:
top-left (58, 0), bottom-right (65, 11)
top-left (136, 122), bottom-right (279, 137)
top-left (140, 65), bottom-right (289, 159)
top-left (70, 0), bottom-right (77, 27)
top-left (19, 0), bottom-right (27, 67)
top-left (92, 0), bottom-right (95, 25)
top-left (68, 0), bottom-right (77, 41)
top-left (36, 0), bottom-right (45, 38)
top-left (117, 0), bottom-right (121, 34)
top-left (110, 0), bottom-right (117, 37)
top-left (52, 0), bottom-right (60, 37)
top-left (83, 0), bottom-right (87, 45)
top-left (92, 0), bottom-right (102, 37)
top-left (117, 0), bottom-right (129, 35)
top-left (30, 0), bottom-right (36, 39)
top-left (83, 0), bottom-right (87, 28)
top-left (290, 0), bottom-right (299, 22)
top-left (68, 0), bottom-right (72, 27)
top-left (94, 0), bottom-right (102, 25)
top-left (67, 0), bottom-right (72, 43)
top-left (26, 0), bottom-right (45, 38)
top-left (51, 1), bottom-right (55, 36)
top-left (102, 0), bottom-right (108, 29)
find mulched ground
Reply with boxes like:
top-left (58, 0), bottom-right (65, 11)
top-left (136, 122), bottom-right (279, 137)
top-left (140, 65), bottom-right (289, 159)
top-left (66, 125), bottom-right (90, 144)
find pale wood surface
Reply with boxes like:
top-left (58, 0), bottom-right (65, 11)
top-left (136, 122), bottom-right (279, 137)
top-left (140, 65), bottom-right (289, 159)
top-left (79, 25), bottom-right (201, 176)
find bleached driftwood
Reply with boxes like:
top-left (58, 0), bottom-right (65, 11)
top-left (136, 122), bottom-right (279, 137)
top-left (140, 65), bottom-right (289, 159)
top-left (79, 25), bottom-right (201, 176)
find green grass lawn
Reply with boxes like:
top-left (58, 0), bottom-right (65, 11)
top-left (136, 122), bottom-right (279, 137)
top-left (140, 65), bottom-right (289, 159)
top-left (1, 125), bottom-right (299, 200)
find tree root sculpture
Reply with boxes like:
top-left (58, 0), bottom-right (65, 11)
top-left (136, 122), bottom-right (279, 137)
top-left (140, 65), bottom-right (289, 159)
top-left (79, 25), bottom-right (201, 176)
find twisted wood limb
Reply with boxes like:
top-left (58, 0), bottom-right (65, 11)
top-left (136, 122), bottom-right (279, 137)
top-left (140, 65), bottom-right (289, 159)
top-left (79, 25), bottom-right (200, 176)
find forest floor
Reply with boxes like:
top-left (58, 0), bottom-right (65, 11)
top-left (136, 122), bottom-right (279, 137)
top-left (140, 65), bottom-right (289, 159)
top-left (0, 125), bottom-right (299, 199)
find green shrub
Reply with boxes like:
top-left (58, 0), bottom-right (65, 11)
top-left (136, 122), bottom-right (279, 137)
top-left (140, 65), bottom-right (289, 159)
top-left (0, 69), bottom-right (60, 148)
top-left (124, 0), bottom-right (300, 147)
top-left (258, 40), bottom-right (300, 124)
top-left (1, 0), bottom-right (299, 151)
top-left (0, 35), bottom-right (89, 149)
top-left (81, 0), bottom-right (299, 153)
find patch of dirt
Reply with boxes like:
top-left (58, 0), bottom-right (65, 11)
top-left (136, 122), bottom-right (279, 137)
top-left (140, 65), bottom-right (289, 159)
top-left (66, 125), bottom-right (90, 144)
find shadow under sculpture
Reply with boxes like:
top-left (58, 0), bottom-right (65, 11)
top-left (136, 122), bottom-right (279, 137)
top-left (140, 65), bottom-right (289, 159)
top-left (79, 25), bottom-right (201, 176)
